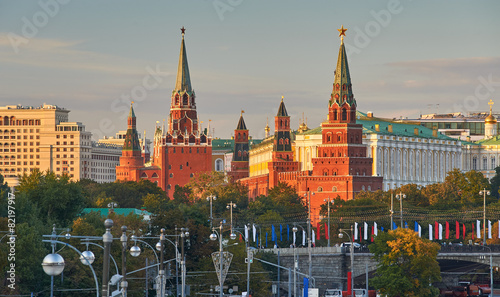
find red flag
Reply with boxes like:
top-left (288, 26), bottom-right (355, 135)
top-left (456, 221), bottom-right (459, 239)
top-left (316, 222), bottom-right (321, 240)
top-left (347, 271), bottom-right (352, 296)
top-left (371, 226), bottom-right (374, 242)
top-left (472, 223), bottom-right (475, 239)
top-left (445, 221), bottom-right (449, 239)
top-left (463, 223), bottom-right (465, 239)
top-left (359, 227), bottom-right (362, 242)
top-left (239, 234), bottom-right (243, 242)
top-left (435, 221), bottom-right (439, 240)
top-left (325, 223), bottom-right (329, 240)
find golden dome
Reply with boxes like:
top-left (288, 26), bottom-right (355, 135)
top-left (485, 114), bottom-right (497, 124)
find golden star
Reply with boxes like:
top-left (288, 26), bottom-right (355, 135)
top-left (338, 25), bottom-right (347, 37)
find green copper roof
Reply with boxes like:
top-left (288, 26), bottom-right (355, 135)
top-left (236, 115), bottom-right (247, 130)
top-left (81, 208), bottom-right (152, 217)
top-left (476, 136), bottom-right (500, 145)
top-left (330, 41), bottom-right (355, 107)
top-left (277, 98), bottom-right (288, 117)
top-left (174, 32), bottom-right (192, 93)
top-left (212, 138), bottom-right (263, 151)
top-left (128, 104), bottom-right (135, 118)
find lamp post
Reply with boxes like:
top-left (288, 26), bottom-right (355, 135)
top-left (227, 201), bottom-right (237, 239)
top-left (339, 226), bottom-right (354, 297)
top-left (207, 195), bottom-right (217, 229)
top-left (120, 226), bottom-right (128, 297)
top-left (479, 189), bottom-right (490, 246)
top-left (102, 219), bottom-right (113, 297)
top-left (482, 246), bottom-right (494, 294)
top-left (390, 191), bottom-right (394, 230)
top-left (395, 191), bottom-right (406, 228)
top-left (292, 226), bottom-right (298, 297)
top-left (158, 228), bottom-right (165, 297)
top-left (210, 221), bottom-right (224, 297)
top-left (324, 197), bottom-right (334, 247)
top-left (176, 227), bottom-right (189, 297)
top-left (304, 191), bottom-right (314, 282)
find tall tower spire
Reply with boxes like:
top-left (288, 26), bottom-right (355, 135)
top-left (329, 25), bottom-right (356, 124)
top-left (123, 102), bottom-right (141, 152)
top-left (169, 27), bottom-right (199, 136)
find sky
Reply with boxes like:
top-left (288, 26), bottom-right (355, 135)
top-left (1, 1), bottom-right (499, 140)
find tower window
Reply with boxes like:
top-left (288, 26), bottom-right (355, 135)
top-left (215, 159), bottom-right (223, 172)
top-left (342, 109), bottom-right (347, 121)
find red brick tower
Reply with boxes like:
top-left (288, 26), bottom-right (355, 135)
top-left (116, 103), bottom-right (144, 181)
top-left (152, 27), bottom-right (212, 197)
top-left (228, 112), bottom-right (250, 181)
top-left (309, 25), bottom-right (382, 200)
top-left (268, 97), bottom-right (299, 187)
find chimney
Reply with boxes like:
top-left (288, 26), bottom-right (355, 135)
top-left (367, 111), bottom-right (373, 118)
top-left (432, 126), bottom-right (438, 137)
top-left (388, 125), bottom-right (393, 133)
top-left (375, 124), bottom-right (380, 132)
top-left (414, 128), bottom-right (419, 136)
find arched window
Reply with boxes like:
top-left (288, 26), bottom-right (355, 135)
top-left (317, 187), bottom-right (323, 192)
top-left (332, 186), bottom-right (337, 192)
top-left (152, 173), bottom-right (159, 178)
top-left (333, 110), bottom-right (338, 121)
top-left (215, 158), bottom-right (223, 172)
top-left (183, 94), bottom-right (188, 105)
top-left (342, 109), bottom-right (347, 121)
top-left (167, 184), bottom-right (171, 190)
top-left (472, 157), bottom-right (477, 170)
top-left (140, 172), bottom-right (148, 178)
top-left (367, 185), bottom-right (371, 191)
top-left (170, 173), bottom-right (174, 178)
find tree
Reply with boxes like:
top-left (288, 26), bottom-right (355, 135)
top-left (490, 166), bottom-right (500, 198)
top-left (369, 228), bottom-right (441, 297)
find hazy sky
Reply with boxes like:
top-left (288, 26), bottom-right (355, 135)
top-left (1, 1), bottom-right (499, 140)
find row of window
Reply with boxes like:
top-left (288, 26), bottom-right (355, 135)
top-left (0, 161), bottom-right (40, 166)
top-left (0, 117), bottom-right (41, 126)
top-left (472, 156), bottom-right (496, 171)
top-left (172, 147), bottom-right (207, 154)
top-left (0, 135), bottom-right (40, 140)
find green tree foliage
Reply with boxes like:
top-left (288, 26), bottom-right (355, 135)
top-left (370, 228), bottom-right (441, 297)
top-left (16, 169), bottom-right (85, 227)
top-left (0, 174), bottom-right (10, 217)
top-left (489, 166), bottom-right (500, 198)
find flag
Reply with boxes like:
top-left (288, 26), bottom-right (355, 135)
top-left (287, 225), bottom-right (290, 241)
top-left (456, 221), bottom-right (460, 240)
top-left (374, 222), bottom-right (378, 236)
top-left (317, 223), bottom-right (321, 240)
top-left (371, 226), bottom-right (374, 242)
top-left (364, 222), bottom-right (368, 240)
top-left (325, 223), bottom-right (329, 240)
top-left (445, 221), bottom-right (449, 240)
top-left (472, 223), bottom-right (475, 239)
top-left (499, 220), bottom-right (500, 239)
top-left (405, 222), bottom-right (408, 228)
top-left (302, 230), bottom-right (306, 246)
top-left (392, 222), bottom-right (397, 230)
top-left (439, 223), bottom-right (443, 240)
top-left (354, 222), bottom-right (359, 240)
top-left (266, 232), bottom-right (268, 247)
top-left (488, 220), bottom-right (492, 239)
top-left (477, 220), bottom-right (481, 239)
top-left (245, 225), bottom-right (249, 241)
top-left (253, 224), bottom-right (256, 242)
top-left (293, 228), bottom-right (296, 246)
top-left (418, 224), bottom-right (422, 238)
top-left (414, 221), bottom-right (419, 233)
top-left (463, 223), bottom-right (465, 240)
top-left (272, 225), bottom-right (276, 242)
top-left (381, 226), bottom-right (384, 232)
top-left (435, 221), bottom-right (439, 240)
top-left (429, 224), bottom-right (433, 240)
top-left (312, 229), bottom-right (316, 245)
top-left (280, 225), bottom-right (283, 242)
top-left (359, 227), bottom-right (362, 242)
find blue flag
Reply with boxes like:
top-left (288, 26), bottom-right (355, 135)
top-left (405, 222), bottom-right (408, 228)
top-left (393, 222), bottom-right (397, 230)
top-left (266, 232), bottom-right (268, 247)
top-left (272, 225), bottom-right (275, 241)
top-left (280, 225), bottom-right (283, 242)
top-left (287, 224), bottom-right (290, 241)
top-left (414, 221), bottom-right (418, 232)
top-left (381, 227), bottom-right (384, 232)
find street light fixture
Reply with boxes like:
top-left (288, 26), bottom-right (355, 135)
top-left (176, 227), bottom-right (190, 297)
top-left (292, 226), bottom-right (298, 297)
top-left (479, 189), bottom-right (490, 245)
top-left (207, 195), bottom-right (217, 229)
top-left (210, 221), bottom-right (225, 297)
top-left (304, 191), bottom-right (314, 283)
top-left (339, 226), bottom-right (354, 297)
top-left (227, 201), bottom-right (237, 240)
top-left (324, 197), bottom-right (334, 247)
top-left (395, 191), bottom-right (406, 228)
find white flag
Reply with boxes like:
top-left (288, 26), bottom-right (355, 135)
top-left (477, 220), bottom-right (481, 239)
top-left (312, 229), bottom-right (316, 244)
top-left (253, 224), bottom-right (256, 242)
top-left (302, 230), bottom-right (306, 246)
top-left (488, 220), bottom-right (492, 239)
top-left (363, 222), bottom-right (368, 240)
top-left (418, 224), bottom-right (422, 238)
top-left (374, 222), bottom-right (378, 236)
top-left (439, 223), bottom-right (443, 240)
top-left (245, 225), bottom-right (249, 241)
top-left (498, 220), bottom-right (500, 239)
top-left (354, 222), bottom-right (359, 240)
top-left (429, 224), bottom-right (433, 241)
top-left (293, 229), bottom-right (296, 246)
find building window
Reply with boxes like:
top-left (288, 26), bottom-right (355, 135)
top-left (492, 157), bottom-right (496, 170)
top-left (332, 186), bottom-right (337, 192)
top-left (170, 173), bottom-right (173, 178)
top-left (317, 187), bottom-right (323, 192)
top-left (180, 165), bottom-right (183, 170)
top-left (483, 157), bottom-right (488, 170)
top-left (472, 157), bottom-right (477, 170)
top-left (167, 184), bottom-right (171, 190)
top-left (215, 158), bottom-right (223, 172)
top-left (190, 173), bottom-right (194, 178)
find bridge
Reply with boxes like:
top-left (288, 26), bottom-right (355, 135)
top-left (260, 245), bottom-right (500, 295)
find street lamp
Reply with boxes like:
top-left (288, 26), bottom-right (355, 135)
top-left (292, 226), bottom-right (298, 297)
top-left (231, 226), bottom-right (252, 296)
top-left (479, 189), bottom-right (490, 245)
top-left (395, 191), bottom-right (406, 228)
top-left (304, 191), bottom-right (314, 283)
top-left (207, 195), bottom-right (217, 229)
top-left (482, 246), bottom-right (494, 294)
top-left (210, 221), bottom-right (225, 297)
top-left (176, 227), bottom-right (190, 297)
top-left (324, 197), bottom-right (334, 247)
top-left (102, 219), bottom-right (113, 297)
top-left (120, 226), bottom-right (128, 297)
top-left (227, 201), bottom-right (237, 240)
top-left (339, 226), bottom-right (354, 297)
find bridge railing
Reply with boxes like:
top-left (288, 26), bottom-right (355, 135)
top-left (439, 244), bottom-right (500, 253)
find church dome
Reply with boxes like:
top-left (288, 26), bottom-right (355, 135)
top-left (485, 114), bottom-right (497, 124)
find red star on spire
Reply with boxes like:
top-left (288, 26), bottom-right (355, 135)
top-left (181, 26), bottom-right (186, 35)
